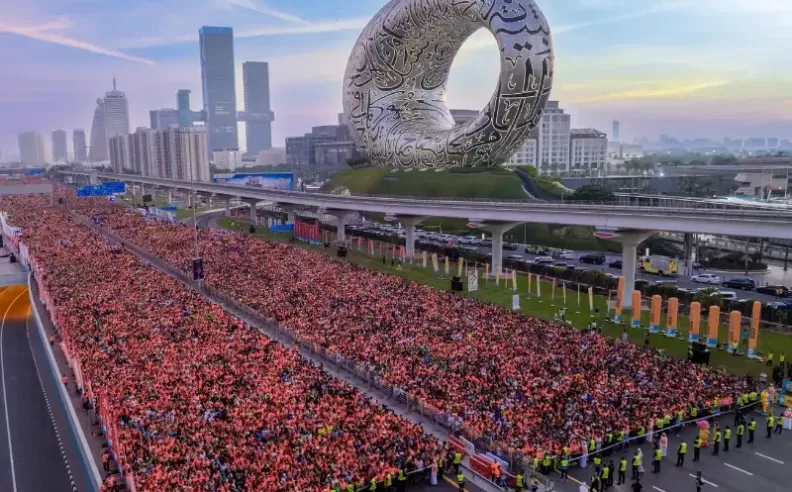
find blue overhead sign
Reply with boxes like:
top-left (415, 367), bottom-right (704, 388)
top-left (24, 168), bottom-right (45, 176)
top-left (76, 182), bottom-right (127, 197)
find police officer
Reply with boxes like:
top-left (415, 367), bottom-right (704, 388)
top-left (607, 460), bottom-right (615, 489)
top-left (515, 473), bottom-right (525, 492)
top-left (767, 415), bottom-right (775, 439)
top-left (632, 451), bottom-right (641, 480)
top-left (453, 451), bottom-right (462, 474)
top-left (593, 453), bottom-right (602, 474)
top-left (712, 426), bottom-right (722, 455)
top-left (456, 472), bottom-right (465, 492)
top-left (601, 463), bottom-right (610, 490)
top-left (541, 453), bottom-right (552, 476)
top-left (676, 441), bottom-right (687, 467)
top-left (736, 422), bottom-right (745, 448)
top-left (559, 456), bottom-right (569, 479)
top-left (693, 436), bottom-right (702, 462)
top-left (397, 468), bottom-right (407, 492)
top-left (591, 474), bottom-right (601, 492)
top-left (369, 477), bottom-right (378, 491)
top-left (724, 426), bottom-right (732, 452)
top-left (618, 457), bottom-right (627, 485)
top-left (652, 445), bottom-right (662, 474)
top-left (776, 413), bottom-right (784, 434)
top-left (748, 418), bottom-right (757, 443)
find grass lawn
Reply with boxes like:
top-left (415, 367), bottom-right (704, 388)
top-left (216, 217), bottom-right (787, 379)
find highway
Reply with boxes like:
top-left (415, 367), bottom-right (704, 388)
top-left (556, 409), bottom-right (792, 492)
top-left (0, 285), bottom-right (75, 492)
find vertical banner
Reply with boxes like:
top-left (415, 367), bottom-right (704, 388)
top-left (631, 290), bottom-right (642, 328)
top-left (357, 236), bottom-right (362, 252)
top-left (457, 257), bottom-right (463, 277)
top-left (707, 305), bottom-right (720, 348)
top-left (615, 276), bottom-right (625, 323)
top-left (551, 278), bottom-right (556, 304)
top-left (689, 302), bottom-right (701, 343)
top-left (432, 253), bottom-right (439, 273)
top-left (728, 311), bottom-right (741, 354)
top-left (649, 295), bottom-right (662, 333)
top-left (588, 287), bottom-right (594, 312)
top-left (748, 301), bottom-right (761, 358)
top-left (444, 256), bottom-right (449, 275)
top-left (468, 269), bottom-right (479, 292)
top-left (465, 260), bottom-right (469, 278)
top-left (512, 294), bottom-right (520, 311)
top-left (422, 251), bottom-right (428, 269)
top-left (369, 239), bottom-right (375, 255)
top-left (399, 245), bottom-right (405, 260)
top-left (485, 263), bottom-right (490, 279)
top-left (527, 273), bottom-right (532, 295)
top-left (536, 275), bottom-right (542, 298)
top-left (512, 270), bottom-right (517, 292)
top-left (495, 266), bottom-right (501, 286)
top-left (562, 281), bottom-right (567, 305)
top-left (666, 297), bottom-right (679, 338)
top-left (577, 284), bottom-right (581, 309)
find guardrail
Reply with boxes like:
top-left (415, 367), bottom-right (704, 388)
top-left (76, 215), bottom-right (556, 492)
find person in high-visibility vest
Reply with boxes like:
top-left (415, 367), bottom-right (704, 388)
top-left (453, 451), bottom-right (462, 474)
top-left (767, 415), bottom-right (775, 439)
top-left (776, 413), bottom-right (784, 434)
top-left (397, 468), bottom-right (407, 492)
top-left (736, 423), bottom-right (745, 448)
top-left (559, 456), bottom-right (569, 479)
top-left (600, 464), bottom-right (610, 488)
top-left (631, 451), bottom-right (641, 480)
top-left (541, 454), bottom-right (552, 475)
top-left (531, 456), bottom-right (539, 471)
top-left (676, 441), bottom-right (687, 467)
top-left (724, 426), bottom-right (732, 452)
top-left (693, 436), bottom-right (702, 462)
top-left (456, 473), bottom-right (465, 492)
top-left (593, 454), bottom-right (602, 473)
top-left (712, 427), bottom-right (722, 456)
top-left (618, 457), bottom-right (627, 485)
top-left (781, 352), bottom-right (786, 365)
top-left (346, 482), bottom-right (355, 492)
top-left (767, 350), bottom-right (774, 366)
top-left (748, 419), bottom-right (757, 443)
top-left (652, 445), bottom-right (663, 474)
top-left (369, 477), bottom-right (377, 491)
top-left (515, 473), bottom-right (524, 491)
top-left (383, 472), bottom-right (392, 490)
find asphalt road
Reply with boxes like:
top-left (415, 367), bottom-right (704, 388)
top-left (0, 286), bottom-right (74, 492)
top-left (555, 409), bottom-right (791, 492)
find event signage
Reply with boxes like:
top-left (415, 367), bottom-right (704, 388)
top-left (103, 181), bottom-right (126, 193)
top-left (270, 224), bottom-right (294, 233)
top-left (212, 172), bottom-right (294, 191)
top-left (76, 182), bottom-right (126, 197)
top-left (467, 269), bottom-right (478, 292)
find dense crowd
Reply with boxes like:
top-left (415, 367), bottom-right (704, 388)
top-left (5, 194), bottom-right (440, 491)
top-left (81, 202), bottom-right (746, 457)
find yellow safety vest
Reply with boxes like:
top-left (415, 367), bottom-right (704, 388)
top-left (384, 474), bottom-right (392, 487)
top-left (679, 442), bottom-right (687, 454)
top-left (694, 438), bottom-right (702, 449)
top-left (620, 460), bottom-right (627, 472)
top-left (516, 474), bottom-right (524, 487)
top-left (737, 425), bottom-right (745, 436)
top-left (602, 467), bottom-right (610, 479)
top-left (632, 455), bottom-right (640, 466)
top-left (768, 417), bottom-right (775, 428)
top-left (454, 452), bottom-right (462, 464)
top-left (724, 429), bottom-right (731, 440)
top-left (655, 449), bottom-right (662, 461)
top-left (749, 421), bottom-right (757, 431)
top-left (398, 469), bottom-right (406, 481)
top-left (369, 478), bottom-right (377, 491)
top-left (457, 474), bottom-right (465, 485)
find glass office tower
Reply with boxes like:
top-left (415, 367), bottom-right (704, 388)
top-left (199, 26), bottom-right (238, 152)
top-left (243, 61), bottom-right (274, 154)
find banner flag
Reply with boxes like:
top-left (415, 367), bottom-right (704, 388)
top-left (512, 269), bottom-right (517, 292)
top-left (527, 273), bottom-right (532, 295)
top-left (707, 305), bottom-right (720, 348)
top-left (562, 281), bottom-right (567, 305)
top-left (468, 269), bottom-right (479, 292)
top-left (728, 311), bottom-right (741, 354)
top-left (444, 256), bottom-right (449, 275)
top-left (458, 257), bottom-right (463, 277)
top-left (588, 287), bottom-right (594, 312)
top-left (536, 275), bottom-right (541, 297)
top-left (495, 266), bottom-right (501, 286)
top-left (689, 302), bottom-right (701, 342)
top-left (631, 290), bottom-right (641, 328)
top-left (615, 276), bottom-right (625, 323)
top-left (512, 294), bottom-right (520, 311)
top-left (432, 253), bottom-right (439, 273)
top-left (666, 297), bottom-right (679, 338)
top-left (422, 250), bottom-right (428, 268)
top-left (649, 295), bottom-right (662, 333)
top-left (748, 301), bottom-right (761, 358)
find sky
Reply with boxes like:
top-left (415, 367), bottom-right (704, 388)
top-left (1, 0), bottom-right (791, 156)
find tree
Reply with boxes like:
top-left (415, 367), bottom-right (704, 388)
top-left (711, 155), bottom-right (738, 166)
top-left (567, 184), bottom-right (615, 202)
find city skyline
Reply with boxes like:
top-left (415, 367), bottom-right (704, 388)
top-left (1, 0), bottom-right (791, 155)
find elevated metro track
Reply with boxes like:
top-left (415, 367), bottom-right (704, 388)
top-left (63, 171), bottom-right (792, 240)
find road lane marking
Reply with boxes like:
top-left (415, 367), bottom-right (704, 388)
top-left (754, 452), bottom-right (784, 464)
top-left (689, 474), bottom-right (719, 487)
top-left (652, 486), bottom-right (668, 492)
top-left (1, 288), bottom-right (27, 492)
top-left (724, 463), bottom-right (753, 475)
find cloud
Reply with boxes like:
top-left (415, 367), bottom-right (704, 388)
top-left (0, 19), bottom-right (155, 65)
top-left (554, 6), bottom-right (672, 34)
top-left (225, 0), bottom-right (307, 24)
top-left (576, 80), bottom-right (732, 103)
top-left (232, 17), bottom-right (370, 38)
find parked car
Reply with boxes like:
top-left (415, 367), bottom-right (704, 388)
top-left (650, 280), bottom-right (677, 287)
top-left (481, 239), bottom-right (493, 247)
top-left (553, 262), bottom-right (568, 269)
top-left (533, 256), bottom-right (555, 265)
top-left (565, 265), bottom-right (577, 271)
top-left (769, 300), bottom-right (792, 310)
top-left (608, 260), bottom-right (623, 269)
top-left (721, 277), bottom-right (756, 290)
top-left (503, 243), bottom-right (519, 251)
top-left (692, 273), bottom-right (722, 284)
top-left (580, 253), bottom-right (606, 265)
top-left (711, 290), bottom-right (738, 301)
top-left (558, 250), bottom-right (577, 260)
top-left (506, 254), bottom-right (524, 261)
top-left (635, 279), bottom-right (651, 290)
top-left (755, 285), bottom-right (791, 298)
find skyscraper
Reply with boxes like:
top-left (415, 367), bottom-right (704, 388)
top-left (177, 89), bottom-right (194, 127)
top-left (108, 134), bottom-right (131, 173)
top-left (243, 61), bottom-right (274, 154)
top-left (538, 101), bottom-right (571, 173)
top-left (199, 26), bottom-right (238, 152)
top-left (129, 128), bottom-right (157, 176)
top-left (52, 130), bottom-right (68, 162)
top-left (90, 98), bottom-right (109, 162)
top-left (149, 109), bottom-right (180, 130)
top-left (104, 78), bottom-right (131, 139)
top-left (18, 131), bottom-right (47, 166)
top-left (154, 127), bottom-right (210, 181)
top-left (612, 120), bottom-right (620, 142)
top-left (73, 129), bottom-right (88, 162)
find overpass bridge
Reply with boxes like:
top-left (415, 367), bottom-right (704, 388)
top-left (61, 171), bottom-right (792, 307)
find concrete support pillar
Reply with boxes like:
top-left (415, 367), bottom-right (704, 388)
top-left (609, 230), bottom-right (654, 309)
top-left (278, 204), bottom-right (301, 224)
top-left (482, 222), bottom-right (521, 276)
top-left (245, 200), bottom-right (258, 225)
top-left (165, 188), bottom-right (173, 205)
top-left (326, 209), bottom-right (358, 245)
top-left (397, 216), bottom-right (426, 258)
top-left (287, 210), bottom-right (296, 224)
top-left (224, 198), bottom-right (231, 217)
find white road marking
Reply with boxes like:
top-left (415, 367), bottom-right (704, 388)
top-left (689, 474), bottom-right (719, 487)
top-left (754, 452), bottom-right (785, 464)
top-left (724, 463), bottom-right (753, 475)
top-left (652, 486), bottom-right (668, 492)
top-left (1, 288), bottom-right (26, 492)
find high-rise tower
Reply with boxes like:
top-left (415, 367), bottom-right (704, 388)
top-left (73, 129), bottom-right (87, 162)
top-left (199, 26), bottom-right (238, 152)
top-left (243, 61), bottom-right (274, 154)
top-left (52, 129), bottom-right (68, 162)
top-left (89, 98), bottom-right (109, 162)
top-left (104, 77), bottom-right (131, 139)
